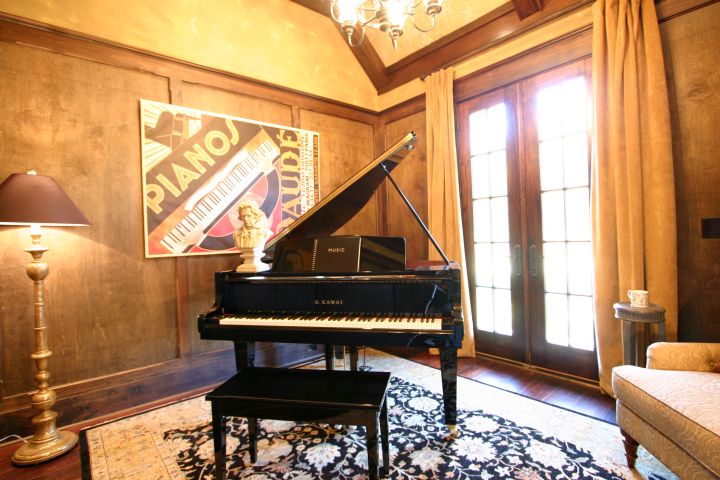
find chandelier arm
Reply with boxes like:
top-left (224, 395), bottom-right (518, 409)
top-left (329, 2), bottom-right (341, 23)
top-left (411, 13), bottom-right (438, 33)
top-left (359, 11), bottom-right (381, 28)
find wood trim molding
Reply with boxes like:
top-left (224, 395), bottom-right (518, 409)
top-left (656, 0), bottom-right (719, 22)
top-left (292, 0), bottom-right (330, 15)
top-left (455, 26), bottom-right (592, 103)
top-left (380, 95), bottom-right (426, 126)
top-left (175, 257), bottom-right (191, 358)
top-left (0, 345), bottom-right (322, 437)
top-left (0, 12), bottom-right (379, 124)
top-left (512, 0), bottom-right (546, 19)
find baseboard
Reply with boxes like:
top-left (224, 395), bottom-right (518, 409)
top-left (0, 343), bottom-right (322, 438)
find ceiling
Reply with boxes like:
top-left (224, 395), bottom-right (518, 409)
top-left (293, 0), bottom-right (590, 94)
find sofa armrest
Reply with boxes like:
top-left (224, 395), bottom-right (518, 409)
top-left (646, 342), bottom-right (720, 372)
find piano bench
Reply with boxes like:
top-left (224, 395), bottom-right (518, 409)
top-left (206, 367), bottom-right (391, 480)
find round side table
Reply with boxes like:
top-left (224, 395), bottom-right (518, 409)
top-left (613, 302), bottom-right (666, 367)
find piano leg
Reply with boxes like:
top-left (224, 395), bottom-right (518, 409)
top-left (349, 345), bottom-right (359, 370)
top-left (325, 344), bottom-right (334, 370)
top-left (233, 341), bottom-right (256, 370)
top-left (439, 347), bottom-right (458, 437)
top-left (211, 403), bottom-right (226, 480)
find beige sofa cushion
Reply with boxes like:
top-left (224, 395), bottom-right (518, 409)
top-left (613, 365), bottom-right (720, 475)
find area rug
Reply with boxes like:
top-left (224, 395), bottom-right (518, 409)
top-left (80, 349), bottom-right (675, 480)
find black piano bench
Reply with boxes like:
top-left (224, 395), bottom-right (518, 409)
top-left (206, 367), bottom-right (391, 480)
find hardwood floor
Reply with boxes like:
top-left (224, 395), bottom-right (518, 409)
top-left (383, 347), bottom-right (616, 423)
top-left (0, 348), bottom-right (616, 480)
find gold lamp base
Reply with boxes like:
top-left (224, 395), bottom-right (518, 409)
top-left (11, 233), bottom-right (79, 465)
top-left (12, 430), bottom-right (78, 465)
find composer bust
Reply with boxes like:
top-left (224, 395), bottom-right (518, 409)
top-left (233, 200), bottom-right (273, 250)
top-left (233, 200), bottom-right (272, 272)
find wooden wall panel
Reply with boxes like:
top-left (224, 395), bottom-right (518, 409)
top-left (0, 43), bottom-right (176, 397)
top-left (297, 110), bottom-right (376, 236)
top-left (661, 2), bottom-right (720, 341)
top-left (384, 112), bottom-right (429, 261)
top-left (180, 82), bottom-right (294, 125)
top-left (179, 82), bottom-right (295, 355)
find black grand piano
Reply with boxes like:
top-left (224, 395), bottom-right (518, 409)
top-left (198, 132), bottom-right (464, 435)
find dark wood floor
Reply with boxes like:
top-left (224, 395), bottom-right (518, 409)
top-left (0, 348), bottom-right (615, 480)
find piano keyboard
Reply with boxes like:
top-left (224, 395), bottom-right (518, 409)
top-left (218, 313), bottom-right (444, 331)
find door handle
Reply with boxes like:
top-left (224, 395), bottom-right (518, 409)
top-left (529, 244), bottom-right (543, 277)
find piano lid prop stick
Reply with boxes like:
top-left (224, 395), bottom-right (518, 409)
top-left (380, 162), bottom-right (450, 266)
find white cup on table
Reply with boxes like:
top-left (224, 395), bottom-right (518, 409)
top-left (627, 289), bottom-right (649, 308)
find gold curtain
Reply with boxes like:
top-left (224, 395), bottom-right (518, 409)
top-left (425, 67), bottom-right (476, 357)
top-left (591, 0), bottom-right (677, 394)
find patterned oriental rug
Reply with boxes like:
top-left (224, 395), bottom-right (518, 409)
top-left (80, 349), bottom-right (675, 480)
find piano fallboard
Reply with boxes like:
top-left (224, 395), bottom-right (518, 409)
top-left (211, 269), bottom-right (457, 312)
top-left (197, 267), bottom-right (463, 349)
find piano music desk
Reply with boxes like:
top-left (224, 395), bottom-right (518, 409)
top-left (207, 368), bottom-right (391, 480)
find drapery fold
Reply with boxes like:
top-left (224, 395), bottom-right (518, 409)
top-left (591, 0), bottom-right (677, 394)
top-left (425, 67), bottom-right (476, 357)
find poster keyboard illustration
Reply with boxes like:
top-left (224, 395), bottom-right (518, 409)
top-left (140, 100), bottom-right (319, 257)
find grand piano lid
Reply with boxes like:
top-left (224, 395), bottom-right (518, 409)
top-left (264, 131), bottom-right (417, 254)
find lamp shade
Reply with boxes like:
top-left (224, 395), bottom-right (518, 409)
top-left (0, 172), bottom-right (90, 226)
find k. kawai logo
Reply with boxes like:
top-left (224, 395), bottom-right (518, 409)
top-left (314, 299), bottom-right (344, 305)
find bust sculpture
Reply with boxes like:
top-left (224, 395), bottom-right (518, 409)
top-left (233, 200), bottom-right (272, 272)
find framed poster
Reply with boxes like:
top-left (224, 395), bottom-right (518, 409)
top-left (140, 99), bottom-right (319, 257)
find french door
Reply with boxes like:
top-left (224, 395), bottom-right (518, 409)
top-left (457, 60), bottom-right (597, 379)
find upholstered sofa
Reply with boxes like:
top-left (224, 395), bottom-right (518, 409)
top-left (612, 342), bottom-right (720, 479)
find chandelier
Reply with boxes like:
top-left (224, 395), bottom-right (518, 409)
top-left (330, 0), bottom-right (443, 49)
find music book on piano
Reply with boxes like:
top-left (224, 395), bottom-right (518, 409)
top-left (272, 236), bottom-right (405, 273)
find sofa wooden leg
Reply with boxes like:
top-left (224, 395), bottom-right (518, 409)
top-left (621, 429), bottom-right (639, 468)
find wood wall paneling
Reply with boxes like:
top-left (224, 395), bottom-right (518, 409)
top-left (661, 2), bottom-right (720, 341)
top-left (384, 112), bottom-right (430, 261)
top-left (180, 82), bottom-right (295, 125)
top-left (297, 109), bottom-right (377, 237)
top-left (0, 42), bottom-right (176, 397)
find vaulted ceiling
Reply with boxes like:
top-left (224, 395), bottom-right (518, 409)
top-left (292, 0), bottom-right (591, 93)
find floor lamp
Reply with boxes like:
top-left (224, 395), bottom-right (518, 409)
top-left (0, 170), bottom-right (90, 465)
